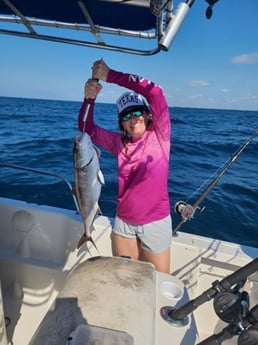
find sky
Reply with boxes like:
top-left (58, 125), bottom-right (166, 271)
top-left (1, 0), bottom-right (258, 111)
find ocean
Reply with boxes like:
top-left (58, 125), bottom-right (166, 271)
top-left (0, 96), bottom-right (257, 249)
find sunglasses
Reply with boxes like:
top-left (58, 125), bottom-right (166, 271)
top-left (120, 109), bottom-right (144, 122)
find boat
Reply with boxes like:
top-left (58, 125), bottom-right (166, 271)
top-left (0, 1), bottom-right (257, 344)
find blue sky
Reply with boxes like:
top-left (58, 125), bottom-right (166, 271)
top-left (1, 0), bottom-right (258, 110)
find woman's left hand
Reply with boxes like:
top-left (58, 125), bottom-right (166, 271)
top-left (92, 59), bottom-right (110, 81)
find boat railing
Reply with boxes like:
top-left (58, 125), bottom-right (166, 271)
top-left (0, 161), bottom-right (80, 213)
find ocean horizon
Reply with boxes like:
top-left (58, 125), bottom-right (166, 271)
top-left (1, 96), bottom-right (257, 248)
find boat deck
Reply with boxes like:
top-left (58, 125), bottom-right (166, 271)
top-left (0, 198), bottom-right (257, 345)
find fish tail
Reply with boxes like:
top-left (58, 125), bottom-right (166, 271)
top-left (90, 237), bottom-right (99, 253)
top-left (77, 233), bottom-right (99, 253)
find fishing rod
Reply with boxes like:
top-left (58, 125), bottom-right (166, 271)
top-left (82, 78), bottom-right (100, 134)
top-left (173, 127), bottom-right (258, 235)
top-left (82, 79), bottom-right (99, 121)
top-left (83, 59), bottom-right (102, 124)
top-left (197, 303), bottom-right (258, 345)
top-left (161, 258), bottom-right (258, 339)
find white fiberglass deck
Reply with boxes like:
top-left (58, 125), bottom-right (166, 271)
top-left (0, 197), bottom-right (257, 345)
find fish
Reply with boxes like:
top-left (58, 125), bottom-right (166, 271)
top-left (73, 132), bottom-right (104, 250)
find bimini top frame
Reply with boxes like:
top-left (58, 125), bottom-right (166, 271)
top-left (0, 0), bottom-right (204, 55)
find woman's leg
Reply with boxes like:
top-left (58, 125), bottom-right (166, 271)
top-left (112, 232), bottom-right (171, 273)
top-left (141, 247), bottom-right (170, 273)
top-left (112, 232), bottom-right (141, 260)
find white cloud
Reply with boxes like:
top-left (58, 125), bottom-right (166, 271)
top-left (221, 88), bottom-right (230, 93)
top-left (188, 80), bottom-right (209, 87)
top-left (232, 53), bottom-right (258, 64)
top-left (189, 93), bottom-right (204, 99)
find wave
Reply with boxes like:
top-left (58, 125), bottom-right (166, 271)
top-left (1, 96), bottom-right (257, 248)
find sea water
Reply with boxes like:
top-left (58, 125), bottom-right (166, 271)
top-left (0, 96), bottom-right (257, 248)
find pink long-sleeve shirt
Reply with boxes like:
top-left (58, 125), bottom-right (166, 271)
top-left (78, 69), bottom-right (171, 224)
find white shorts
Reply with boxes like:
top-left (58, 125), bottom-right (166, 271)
top-left (113, 215), bottom-right (172, 254)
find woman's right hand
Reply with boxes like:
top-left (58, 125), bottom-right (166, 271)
top-left (84, 78), bottom-right (102, 99)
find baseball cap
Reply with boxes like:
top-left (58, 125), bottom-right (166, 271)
top-left (116, 91), bottom-right (148, 115)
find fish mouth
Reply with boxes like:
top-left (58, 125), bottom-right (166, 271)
top-left (74, 133), bottom-right (83, 141)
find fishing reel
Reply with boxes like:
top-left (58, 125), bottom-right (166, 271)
top-left (210, 282), bottom-right (258, 345)
top-left (213, 284), bottom-right (249, 325)
top-left (174, 201), bottom-right (205, 221)
top-left (197, 280), bottom-right (258, 344)
top-left (174, 201), bottom-right (194, 220)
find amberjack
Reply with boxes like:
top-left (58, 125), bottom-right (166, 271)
top-left (73, 132), bottom-right (104, 249)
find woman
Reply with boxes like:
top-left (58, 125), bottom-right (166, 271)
top-left (78, 59), bottom-right (172, 273)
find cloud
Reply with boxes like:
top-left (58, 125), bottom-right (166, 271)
top-left (221, 88), bottom-right (230, 93)
top-left (232, 53), bottom-right (258, 64)
top-left (189, 93), bottom-right (204, 99)
top-left (188, 80), bottom-right (209, 87)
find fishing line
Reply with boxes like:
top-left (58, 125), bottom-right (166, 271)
top-left (82, 99), bottom-right (91, 133)
top-left (184, 163), bottom-right (225, 204)
top-left (173, 127), bottom-right (258, 235)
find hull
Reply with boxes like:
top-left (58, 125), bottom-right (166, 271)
top-left (0, 197), bottom-right (257, 345)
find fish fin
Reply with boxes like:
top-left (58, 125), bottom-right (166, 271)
top-left (98, 169), bottom-right (105, 185)
top-left (77, 233), bottom-right (99, 253)
top-left (97, 204), bottom-right (102, 216)
top-left (77, 233), bottom-right (87, 249)
top-left (90, 237), bottom-right (99, 253)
